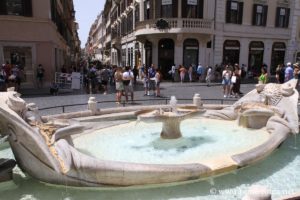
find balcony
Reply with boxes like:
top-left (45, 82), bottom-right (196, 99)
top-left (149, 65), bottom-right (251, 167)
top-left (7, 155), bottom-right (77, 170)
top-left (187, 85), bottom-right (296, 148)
top-left (135, 18), bottom-right (214, 36)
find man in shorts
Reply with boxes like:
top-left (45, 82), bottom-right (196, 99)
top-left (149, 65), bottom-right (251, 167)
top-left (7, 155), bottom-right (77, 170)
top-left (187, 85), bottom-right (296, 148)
top-left (122, 66), bottom-right (134, 102)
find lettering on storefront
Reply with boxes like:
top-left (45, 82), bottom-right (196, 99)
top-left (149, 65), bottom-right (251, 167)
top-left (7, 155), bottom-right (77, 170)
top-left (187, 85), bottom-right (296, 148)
top-left (162, 0), bottom-right (172, 5)
top-left (187, 0), bottom-right (198, 5)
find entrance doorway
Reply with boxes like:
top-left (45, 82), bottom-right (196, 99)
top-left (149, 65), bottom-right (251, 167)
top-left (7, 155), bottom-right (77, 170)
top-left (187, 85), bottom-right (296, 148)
top-left (158, 38), bottom-right (174, 79)
top-left (248, 41), bottom-right (264, 77)
top-left (223, 40), bottom-right (240, 65)
top-left (183, 39), bottom-right (199, 69)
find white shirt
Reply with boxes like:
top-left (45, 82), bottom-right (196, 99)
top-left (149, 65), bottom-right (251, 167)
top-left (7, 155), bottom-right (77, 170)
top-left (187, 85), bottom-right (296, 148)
top-left (122, 71), bottom-right (134, 85)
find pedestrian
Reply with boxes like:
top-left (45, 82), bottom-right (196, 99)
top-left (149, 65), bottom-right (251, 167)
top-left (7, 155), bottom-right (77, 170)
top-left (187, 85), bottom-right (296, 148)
top-left (155, 68), bottom-right (162, 97)
top-left (100, 66), bottom-right (110, 94)
top-left (197, 63), bottom-right (203, 82)
top-left (148, 64), bottom-right (156, 95)
top-left (114, 66), bottom-right (124, 105)
top-left (142, 66), bottom-right (149, 96)
top-left (206, 66), bottom-right (212, 87)
top-left (231, 64), bottom-right (241, 98)
top-left (179, 65), bottom-right (186, 83)
top-left (36, 64), bottom-right (45, 88)
top-left (258, 66), bottom-right (268, 84)
top-left (188, 65), bottom-right (193, 82)
top-left (284, 62), bottom-right (293, 82)
top-left (0, 64), bottom-right (7, 91)
top-left (170, 64), bottom-right (176, 82)
top-left (132, 65), bottom-right (138, 85)
top-left (222, 65), bottom-right (232, 98)
top-left (50, 81), bottom-right (59, 95)
top-left (122, 66), bottom-right (134, 102)
top-left (275, 64), bottom-right (285, 84)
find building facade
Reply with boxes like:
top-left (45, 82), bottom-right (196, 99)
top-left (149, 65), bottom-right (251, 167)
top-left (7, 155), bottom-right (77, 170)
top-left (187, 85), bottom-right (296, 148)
top-left (0, 0), bottom-right (80, 87)
top-left (91, 0), bottom-right (300, 78)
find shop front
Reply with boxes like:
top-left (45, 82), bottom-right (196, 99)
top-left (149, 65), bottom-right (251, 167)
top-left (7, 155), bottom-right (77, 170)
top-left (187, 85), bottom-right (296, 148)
top-left (183, 39), bottom-right (199, 69)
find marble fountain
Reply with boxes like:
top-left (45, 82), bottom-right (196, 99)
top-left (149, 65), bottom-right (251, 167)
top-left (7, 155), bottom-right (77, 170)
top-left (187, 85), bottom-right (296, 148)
top-left (0, 80), bottom-right (299, 200)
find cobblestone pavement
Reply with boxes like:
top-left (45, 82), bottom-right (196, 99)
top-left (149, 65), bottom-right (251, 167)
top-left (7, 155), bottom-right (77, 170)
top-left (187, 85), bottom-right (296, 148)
top-left (21, 81), bottom-right (257, 116)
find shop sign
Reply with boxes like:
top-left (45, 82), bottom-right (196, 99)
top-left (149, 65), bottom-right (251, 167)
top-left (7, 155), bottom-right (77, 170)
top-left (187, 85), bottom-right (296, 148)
top-left (188, 0), bottom-right (198, 5)
top-left (162, 0), bottom-right (172, 5)
top-left (231, 2), bottom-right (238, 10)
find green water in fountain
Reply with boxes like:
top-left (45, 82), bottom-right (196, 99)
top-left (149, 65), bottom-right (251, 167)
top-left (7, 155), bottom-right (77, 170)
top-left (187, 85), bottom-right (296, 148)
top-left (73, 118), bottom-right (269, 164)
top-left (0, 119), bottom-right (299, 200)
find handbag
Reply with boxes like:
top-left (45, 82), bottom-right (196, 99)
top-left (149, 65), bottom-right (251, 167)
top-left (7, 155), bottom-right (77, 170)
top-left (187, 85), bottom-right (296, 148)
top-left (231, 75), bottom-right (237, 83)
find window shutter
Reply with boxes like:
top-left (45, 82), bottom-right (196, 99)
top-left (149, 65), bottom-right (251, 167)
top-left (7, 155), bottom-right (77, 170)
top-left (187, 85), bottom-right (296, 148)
top-left (144, 1), bottom-right (147, 19)
top-left (275, 7), bottom-right (280, 27)
top-left (198, 0), bottom-right (204, 19)
top-left (156, 0), bottom-right (161, 18)
top-left (182, 0), bottom-right (187, 18)
top-left (23, 0), bottom-right (33, 17)
top-left (285, 8), bottom-right (290, 28)
top-left (262, 5), bottom-right (268, 26)
top-left (226, 0), bottom-right (231, 23)
top-left (0, 0), bottom-right (7, 15)
top-left (238, 2), bottom-right (244, 24)
top-left (252, 4), bottom-right (257, 25)
top-left (173, 0), bottom-right (178, 17)
top-left (149, 0), bottom-right (153, 19)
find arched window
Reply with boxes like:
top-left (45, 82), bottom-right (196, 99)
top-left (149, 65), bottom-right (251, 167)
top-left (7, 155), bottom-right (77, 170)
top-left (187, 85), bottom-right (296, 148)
top-left (248, 41), bottom-right (264, 76)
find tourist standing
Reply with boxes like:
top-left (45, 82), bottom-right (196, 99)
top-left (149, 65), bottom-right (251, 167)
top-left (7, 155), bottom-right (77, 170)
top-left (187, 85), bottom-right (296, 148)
top-left (155, 69), bottom-right (162, 97)
top-left (100, 66), bottom-right (110, 94)
top-left (258, 66), bottom-right (268, 84)
top-left (222, 65), bottom-right (232, 98)
top-left (179, 65), bottom-right (186, 83)
top-left (142, 66), bottom-right (149, 96)
top-left (284, 62), bottom-right (293, 82)
top-left (188, 65), bottom-right (193, 82)
top-left (36, 64), bottom-right (45, 88)
top-left (122, 66), bottom-right (134, 102)
top-left (275, 64), bottom-right (285, 84)
top-left (148, 64), bottom-right (156, 95)
top-left (132, 65), bottom-right (138, 85)
top-left (206, 66), bottom-right (212, 87)
top-left (231, 64), bottom-right (241, 98)
top-left (114, 66), bottom-right (124, 105)
top-left (197, 63), bottom-right (203, 82)
top-left (0, 65), bottom-right (7, 91)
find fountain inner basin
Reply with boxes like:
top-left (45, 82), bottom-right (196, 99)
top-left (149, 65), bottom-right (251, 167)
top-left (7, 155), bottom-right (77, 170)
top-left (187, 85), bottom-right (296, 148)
top-left (73, 118), bottom-right (269, 165)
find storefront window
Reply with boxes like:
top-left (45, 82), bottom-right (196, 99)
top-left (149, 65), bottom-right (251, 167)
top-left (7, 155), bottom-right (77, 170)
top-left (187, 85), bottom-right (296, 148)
top-left (183, 39), bottom-right (199, 68)
top-left (248, 41), bottom-right (264, 77)
top-left (271, 42), bottom-right (286, 75)
top-left (223, 40), bottom-right (240, 65)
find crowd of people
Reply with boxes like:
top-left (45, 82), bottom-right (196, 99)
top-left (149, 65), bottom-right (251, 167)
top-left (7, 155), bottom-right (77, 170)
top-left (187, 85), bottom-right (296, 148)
top-left (0, 61), bottom-right (25, 92)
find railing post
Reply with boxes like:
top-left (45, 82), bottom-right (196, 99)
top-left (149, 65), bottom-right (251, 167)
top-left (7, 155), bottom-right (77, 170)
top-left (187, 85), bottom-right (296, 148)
top-left (62, 106), bottom-right (65, 113)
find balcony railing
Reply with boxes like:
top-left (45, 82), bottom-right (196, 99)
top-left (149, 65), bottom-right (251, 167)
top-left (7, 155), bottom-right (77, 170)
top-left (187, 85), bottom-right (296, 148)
top-left (135, 18), bottom-right (213, 33)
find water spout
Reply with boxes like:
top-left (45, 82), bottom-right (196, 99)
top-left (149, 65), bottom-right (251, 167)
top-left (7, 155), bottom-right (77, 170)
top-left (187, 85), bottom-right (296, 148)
top-left (170, 96), bottom-right (177, 114)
